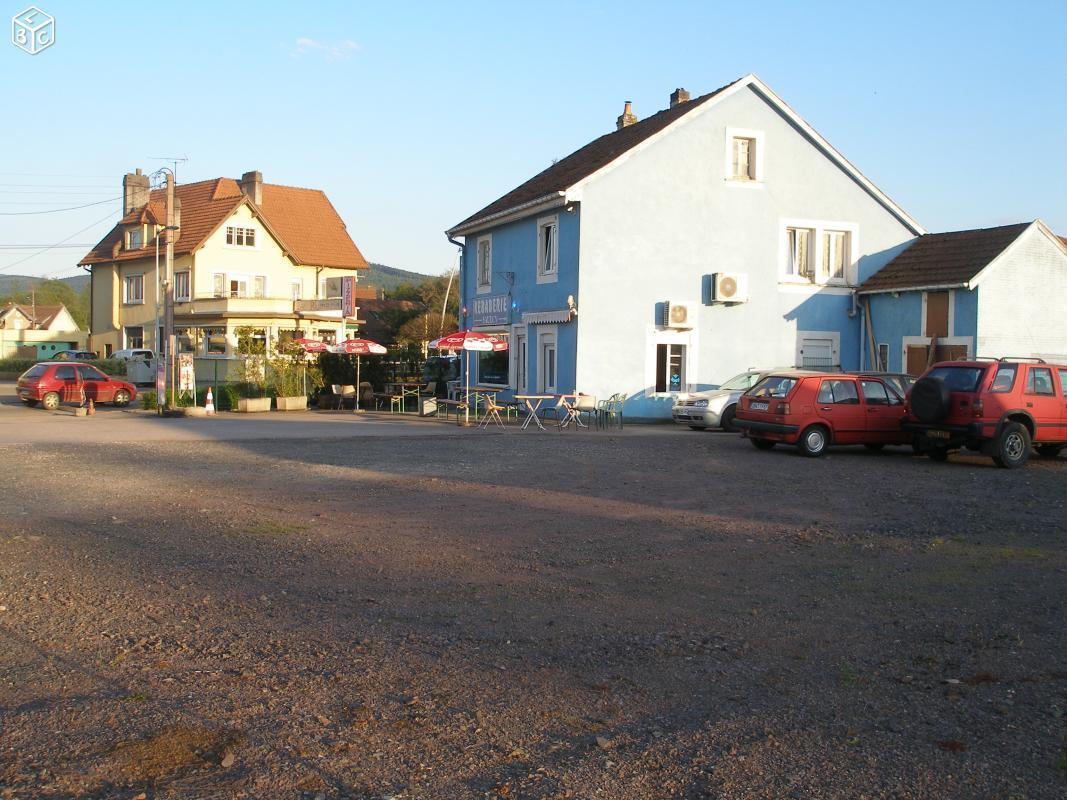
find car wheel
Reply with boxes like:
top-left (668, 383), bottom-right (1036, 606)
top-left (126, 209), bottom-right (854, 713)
top-left (992, 422), bottom-right (1031, 469)
top-left (720, 405), bottom-right (737, 433)
top-left (688, 425), bottom-right (706, 431)
top-left (798, 425), bottom-right (829, 457)
top-left (928, 447), bottom-right (950, 462)
top-left (41, 392), bottom-right (60, 411)
top-left (864, 443), bottom-right (885, 452)
top-left (750, 438), bottom-right (775, 451)
top-left (1036, 444), bottom-right (1063, 459)
top-left (22, 399), bottom-right (39, 407)
top-left (114, 389), bottom-right (130, 407)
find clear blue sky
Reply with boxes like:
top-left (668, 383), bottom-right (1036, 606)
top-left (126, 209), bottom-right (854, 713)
top-left (2, 0), bottom-right (1065, 282)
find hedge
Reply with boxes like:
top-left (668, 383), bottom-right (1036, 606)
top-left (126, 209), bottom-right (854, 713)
top-left (139, 385), bottom-right (241, 411)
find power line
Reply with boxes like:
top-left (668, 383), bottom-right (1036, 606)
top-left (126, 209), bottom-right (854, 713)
top-left (0, 244), bottom-right (96, 249)
top-left (0, 209), bottom-right (118, 274)
top-left (0, 196), bottom-right (121, 215)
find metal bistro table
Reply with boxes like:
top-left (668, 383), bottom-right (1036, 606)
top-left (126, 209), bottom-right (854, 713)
top-left (514, 394), bottom-right (555, 431)
top-left (386, 381), bottom-right (424, 411)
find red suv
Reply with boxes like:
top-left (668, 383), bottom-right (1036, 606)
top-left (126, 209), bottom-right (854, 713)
top-left (904, 359), bottom-right (1067, 469)
top-left (735, 371), bottom-right (909, 457)
top-left (16, 362), bottom-right (136, 411)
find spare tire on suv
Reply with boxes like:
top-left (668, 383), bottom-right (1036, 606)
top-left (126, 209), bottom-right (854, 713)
top-left (909, 376), bottom-right (951, 422)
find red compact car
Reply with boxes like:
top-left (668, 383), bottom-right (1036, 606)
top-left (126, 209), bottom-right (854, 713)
top-left (734, 371), bottom-right (909, 456)
top-left (16, 362), bottom-right (137, 411)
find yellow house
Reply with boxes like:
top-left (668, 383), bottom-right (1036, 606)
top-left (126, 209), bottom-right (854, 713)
top-left (79, 169), bottom-right (368, 360)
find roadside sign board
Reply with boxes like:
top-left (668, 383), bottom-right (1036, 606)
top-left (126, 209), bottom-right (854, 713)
top-left (179, 354), bottom-right (195, 393)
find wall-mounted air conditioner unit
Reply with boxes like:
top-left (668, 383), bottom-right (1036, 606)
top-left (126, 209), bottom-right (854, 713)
top-left (712, 272), bottom-right (748, 303)
top-left (662, 301), bottom-right (695, 329)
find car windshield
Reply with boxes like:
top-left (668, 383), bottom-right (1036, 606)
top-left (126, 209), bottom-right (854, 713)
top-left (926, 365), bottom-right (985, 393)
top-left (749, 375), bottom-right (798, 398)
top-left (720, 372), bottom-right (760, 391)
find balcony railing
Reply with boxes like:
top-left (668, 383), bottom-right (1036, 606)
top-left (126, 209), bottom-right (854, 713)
top-left (172, 294), bottom-right (347, 318)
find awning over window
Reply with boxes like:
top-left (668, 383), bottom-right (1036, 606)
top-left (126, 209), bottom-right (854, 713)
top-left (521, 309), bottom-right (572, 324)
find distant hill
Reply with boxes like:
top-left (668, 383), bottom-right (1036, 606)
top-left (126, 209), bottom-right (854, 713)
top-left (361, 263), bottom-right (436, 295)
top-left (0, 273), bottom-right (89, 294)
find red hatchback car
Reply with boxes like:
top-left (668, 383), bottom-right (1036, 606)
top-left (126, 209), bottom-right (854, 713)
top-left (16, 362), bottom-right (136, 411)
top-left (735, 371), bottom-right (909, 456)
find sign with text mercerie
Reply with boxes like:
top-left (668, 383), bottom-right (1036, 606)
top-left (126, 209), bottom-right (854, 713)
top-left (342, 276), bottom-right (356, 318)
top-left (471, 293), bottom-right (511, 327)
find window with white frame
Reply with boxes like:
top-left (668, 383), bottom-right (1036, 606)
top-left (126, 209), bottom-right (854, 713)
top-left (655, 343), bottom-right (687, 393)
top-left (225, 226), bottom-right (256, 247)
top-left (786, 227), bottom-right (815, 281)
top-left (732, 137), bottom-right (755, 180)
top-left (291, 279), bottom-right (302, 300)
top-left (536, 216), bottom-right (558, 281)
top-left (127, 227), bottom-right (143, 250)
top-left (725, 128), bottom-right (764, 183)
top-left (476, 236), bottom-right (492, 292)
top-left (229, 277), bottom-right (248, 298)
top-left (253, 275), bottom-right (266, 298)
top-left (822, 230), bottom-right (851, 283)
top-left (124, 274), bottom-right (144, 304)
top-left (213, 273), bottom-right (226, 298)
top-left (174, 270), bottom-right (190, 301)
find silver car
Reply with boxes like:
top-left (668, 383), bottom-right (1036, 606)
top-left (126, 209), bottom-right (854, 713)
top-left (672, 370), bottom-right (769, 431)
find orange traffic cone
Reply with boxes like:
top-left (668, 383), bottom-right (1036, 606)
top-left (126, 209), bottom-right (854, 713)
top-left (204, 387), bottom-right (216, 416)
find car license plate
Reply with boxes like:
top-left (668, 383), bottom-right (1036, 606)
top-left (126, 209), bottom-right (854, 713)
top-left (750, 401), bottom-right (769, 411)
top-left (926, 429), bottom-right (950, 440)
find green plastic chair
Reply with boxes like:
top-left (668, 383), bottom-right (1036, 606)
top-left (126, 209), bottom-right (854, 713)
top-left (598, 393), bottom-right (626, 430)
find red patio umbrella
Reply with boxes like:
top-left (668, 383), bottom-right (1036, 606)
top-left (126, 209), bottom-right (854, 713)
top-left (429, 331), bottom-right (509, 425)
top-left (330, 338), bottom-right (387, 411)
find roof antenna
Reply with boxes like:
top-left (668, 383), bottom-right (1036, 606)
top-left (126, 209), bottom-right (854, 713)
top-left (148, 155), bottom-right (188, 182)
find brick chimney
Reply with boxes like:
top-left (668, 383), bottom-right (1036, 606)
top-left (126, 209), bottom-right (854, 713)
top-left (122, 168), bottom-right (150, 215)
top-left (670, 88), bottom-right (690, 108)
top-left (616, 101), bottom-right (638, 130)
top-left (240, 170), bottom-right (263, 205)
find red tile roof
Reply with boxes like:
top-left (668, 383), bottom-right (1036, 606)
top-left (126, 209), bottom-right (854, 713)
top-left (859, 222), bottom-right (1031, 293)
top-left (80, 177), bottom-right (368, 270)
top-left (449, 78), bottom-right (741, 232)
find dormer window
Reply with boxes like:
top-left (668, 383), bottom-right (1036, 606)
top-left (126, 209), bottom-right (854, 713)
top-left (225, 225), bottom-right (256, 247)
top-left (127, 227), bottom-right (143, 250)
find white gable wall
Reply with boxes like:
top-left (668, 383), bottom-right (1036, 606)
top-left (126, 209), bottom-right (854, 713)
top-left (574, 85), bottom-right (918, 412)
top-left (976, 225), bottom-right (1067, 361)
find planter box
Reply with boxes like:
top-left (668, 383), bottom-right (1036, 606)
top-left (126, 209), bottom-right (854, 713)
top-left (236, 397), bottom-right (272, 413)
top-left (275, 396), bottom-right (307, 412)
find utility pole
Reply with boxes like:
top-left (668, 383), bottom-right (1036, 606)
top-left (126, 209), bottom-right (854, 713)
top-left (165, 173), bottom-right (176, 409)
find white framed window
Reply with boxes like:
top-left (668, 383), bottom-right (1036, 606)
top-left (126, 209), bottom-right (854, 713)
top-left (291, 279), bottom-right (302, 300)
top-left (725, 127), bottom-right (764, 184)
top-left (512, 326), bottom-right (528, 394)
top-left (225, 225), bottom-right (256, 247)
top-left (229, 276), bottom-right (249, 298)
top-left (253, 275), bottom-right (267, 298)
top-left (212, 273), bottom-right (226, 298)
top-left (536, 325), bottom-right (558, 393)
top-left (786, 227), bottom-right (815, 281)
top-left (656, 343), bottom-right (687, 393)
top-left (174, 270), bottom-right (191, 301)
top-left (780, 219), bottom-right (858, 287)
top-left (536, 215), bottom-right (558, 283)
top-left (127, 227), bottom-right (143, 250)
top-left (822, 230), bottom-right (851, 284)
top-left (476, 235), bottom-right (492, 294)
top-left (124, 274), bottom-right (144, 304)
top-left (124, 326), bottom-right (144, 348)
top-left (321, 276), bottom-right (343, 298)
top-left (796, 330), bottom-right (841, 369)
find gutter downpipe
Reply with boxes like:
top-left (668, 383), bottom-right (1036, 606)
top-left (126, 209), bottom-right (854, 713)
top-left (445, 233), bottom-right (469, 425)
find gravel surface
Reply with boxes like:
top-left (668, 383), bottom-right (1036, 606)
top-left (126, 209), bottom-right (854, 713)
top-left (1, 431), bottom-right (1065, 799)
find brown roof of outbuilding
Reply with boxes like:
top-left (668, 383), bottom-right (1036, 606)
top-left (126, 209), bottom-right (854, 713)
top-left (0, 303), bottom-right (66, 328)
top-left (80, 177), bottom-right (368, 270)
top-left (858, 222), bottom-right (1032, 293)
top-left (449, 78), bottom-right (741, 232)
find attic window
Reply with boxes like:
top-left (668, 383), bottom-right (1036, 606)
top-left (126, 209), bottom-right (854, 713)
top-left (725, 127), bottom-right (764, 184)
top-left (225, 226), bottom-right (256, 247)
top-left (732, 137), bottom-right (755, 180)
top-left (127, 227), bottom-right (143, 250)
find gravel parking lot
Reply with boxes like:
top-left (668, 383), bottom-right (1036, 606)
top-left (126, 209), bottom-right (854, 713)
top-left (1, 418), bottom-right (1065, 799)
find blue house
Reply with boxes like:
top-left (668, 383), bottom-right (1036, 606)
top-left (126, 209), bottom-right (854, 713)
top-left (858, 220), bottom-right (1067, 373)
top-left (446, 75), bottom-right (926, 419)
